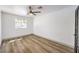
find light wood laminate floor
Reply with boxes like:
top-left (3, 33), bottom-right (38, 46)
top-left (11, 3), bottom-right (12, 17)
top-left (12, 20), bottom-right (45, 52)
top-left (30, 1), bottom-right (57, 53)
top-left (0, 34), bottom-right (74, 53)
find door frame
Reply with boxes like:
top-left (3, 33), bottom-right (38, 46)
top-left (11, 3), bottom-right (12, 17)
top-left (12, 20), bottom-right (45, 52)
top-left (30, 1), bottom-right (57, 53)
top-left (74, 6), bottom-right (79, 53)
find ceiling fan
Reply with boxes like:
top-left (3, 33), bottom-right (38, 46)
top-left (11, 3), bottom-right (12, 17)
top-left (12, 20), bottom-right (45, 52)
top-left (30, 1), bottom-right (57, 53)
top-left (27, 6), bottom-right (42, 15)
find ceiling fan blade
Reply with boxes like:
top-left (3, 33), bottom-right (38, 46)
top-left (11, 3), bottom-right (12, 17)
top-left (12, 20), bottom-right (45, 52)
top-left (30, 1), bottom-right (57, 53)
top-left (38, 6), bottom-right (42, 9)
top-left (29, 6), bottom-right (32, 11)
top-left (32, 11), bottom-right (41, 13)
top-left (32, 13), bottom-right (36, 15)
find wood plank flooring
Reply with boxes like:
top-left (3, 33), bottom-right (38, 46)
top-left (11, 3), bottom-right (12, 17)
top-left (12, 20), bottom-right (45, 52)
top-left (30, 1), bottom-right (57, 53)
top-left (0, 34), bottom-right (74, 53)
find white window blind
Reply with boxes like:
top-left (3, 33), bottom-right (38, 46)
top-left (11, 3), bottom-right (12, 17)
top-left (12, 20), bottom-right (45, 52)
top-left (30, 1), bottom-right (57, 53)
top-left (15, 18), bottom-right (27, 28)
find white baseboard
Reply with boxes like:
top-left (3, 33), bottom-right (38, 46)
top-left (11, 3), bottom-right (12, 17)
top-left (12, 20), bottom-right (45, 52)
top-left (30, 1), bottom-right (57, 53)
top-left (2, 33), bottom-right (33, 40)
top-left (33, 33), bottom-right (74, 49)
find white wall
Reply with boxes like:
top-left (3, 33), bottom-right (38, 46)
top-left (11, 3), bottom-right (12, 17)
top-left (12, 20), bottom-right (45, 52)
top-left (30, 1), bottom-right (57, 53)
top-left (0, 5), bottom-right (29, 45)
top-left (2, 12), bottom-right (33, 39)
top-left (34, 6), bottom-right (77, 48)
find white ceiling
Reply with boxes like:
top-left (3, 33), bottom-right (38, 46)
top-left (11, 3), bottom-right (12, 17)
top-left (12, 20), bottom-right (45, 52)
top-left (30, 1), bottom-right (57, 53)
top-left (30, 5), bottom-right (74, 16)
top-left (31, 5), bottom-right (71, 12)
top-left (0, 5), bottom-right (75, 16)
top-left (0, 5), bottom-right (27, 16)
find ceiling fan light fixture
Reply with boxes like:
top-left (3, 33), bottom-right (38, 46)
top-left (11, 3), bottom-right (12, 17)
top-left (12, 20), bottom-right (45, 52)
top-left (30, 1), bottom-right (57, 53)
top-left (27, 6), bottom-right (42, 16)
top-left (29, 13), bottom-right (33, 16)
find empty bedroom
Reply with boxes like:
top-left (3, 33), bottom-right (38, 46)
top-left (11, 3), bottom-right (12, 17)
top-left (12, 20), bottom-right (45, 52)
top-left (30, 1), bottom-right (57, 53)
top-left (0, 5), bottom-right (78, 53)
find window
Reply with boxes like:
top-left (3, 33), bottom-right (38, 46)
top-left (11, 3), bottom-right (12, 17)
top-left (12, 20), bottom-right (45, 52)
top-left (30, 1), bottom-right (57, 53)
top-left (15, 18), bottom-right (27, 28)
